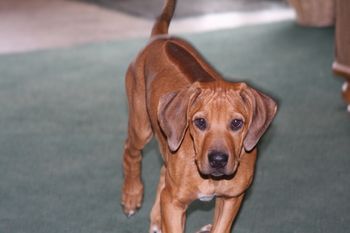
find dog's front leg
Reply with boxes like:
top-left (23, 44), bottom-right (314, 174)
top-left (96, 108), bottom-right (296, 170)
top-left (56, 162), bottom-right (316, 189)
top-left (210, 194), bottom-right (245, 233)
top-left (160, 187), bottom-right (187, 233)
top-left (149, 166), bottom-right (166, 233)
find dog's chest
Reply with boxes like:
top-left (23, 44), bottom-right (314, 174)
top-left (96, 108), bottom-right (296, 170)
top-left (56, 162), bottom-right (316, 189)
top-left (197, 181), bottom-right (216, 202)
top-left (197, 193), bottom-right (216, 202)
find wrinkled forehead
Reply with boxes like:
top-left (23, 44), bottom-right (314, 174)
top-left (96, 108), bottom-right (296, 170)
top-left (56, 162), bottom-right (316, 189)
top-left (192, 82), bottom-right (250, 117)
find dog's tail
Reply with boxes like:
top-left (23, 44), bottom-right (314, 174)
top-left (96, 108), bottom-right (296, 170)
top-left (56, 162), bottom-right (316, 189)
top-left (151, 0), bottom-right (177, 37)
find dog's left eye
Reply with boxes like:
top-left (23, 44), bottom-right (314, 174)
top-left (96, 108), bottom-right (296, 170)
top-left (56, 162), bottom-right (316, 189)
top-left (194, 118), bottom-right (207, 131)
top-left (230, 119), bottom-right (243, 131)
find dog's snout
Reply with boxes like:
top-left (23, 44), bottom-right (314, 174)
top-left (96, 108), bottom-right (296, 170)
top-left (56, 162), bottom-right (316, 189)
top-left (208, 151), bottom-right (228, 169)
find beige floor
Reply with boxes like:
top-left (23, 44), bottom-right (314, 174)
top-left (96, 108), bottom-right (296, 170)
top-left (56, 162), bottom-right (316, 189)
top-left (0, 0), bottom-right (294, 54)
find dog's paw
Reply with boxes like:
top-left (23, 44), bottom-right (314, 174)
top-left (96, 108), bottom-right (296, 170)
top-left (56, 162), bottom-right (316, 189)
top-left (149, 224), bottom-right (162, 233)
top-left (150, 214), bottom-right (162, 233)
top-left (196, 224), bottom-right (212, 233)
top-left (121, 178), bottom-right (144, 217)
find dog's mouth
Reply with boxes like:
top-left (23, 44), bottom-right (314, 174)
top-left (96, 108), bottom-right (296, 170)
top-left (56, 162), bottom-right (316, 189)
top-left (195, 160), bottom-right (239, 180)
top-left (199, 169), bottom-right (237, 180)
top-left (210, 170), bottom-right (225, 177)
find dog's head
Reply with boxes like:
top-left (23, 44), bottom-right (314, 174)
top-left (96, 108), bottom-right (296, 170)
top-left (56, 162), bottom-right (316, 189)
top-left (158, 81), bottom-right (277, 177)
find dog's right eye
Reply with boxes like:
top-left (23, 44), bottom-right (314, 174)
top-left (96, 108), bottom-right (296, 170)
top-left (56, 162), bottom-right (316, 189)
top-left (194, 118), bottom-right (207, 131)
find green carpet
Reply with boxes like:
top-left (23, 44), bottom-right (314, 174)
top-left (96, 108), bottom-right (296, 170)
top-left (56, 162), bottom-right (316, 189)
top-left (1, 21), bottom-right (349, 233)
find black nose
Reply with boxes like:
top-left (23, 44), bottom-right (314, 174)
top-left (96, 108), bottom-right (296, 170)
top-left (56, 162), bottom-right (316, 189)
top-left (208, 151), bottom-right (228, 169)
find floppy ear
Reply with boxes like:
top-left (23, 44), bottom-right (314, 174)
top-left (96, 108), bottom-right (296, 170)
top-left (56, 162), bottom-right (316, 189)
top-left (158, 86), bottom-right (200, 152)
top-left (242, 88), bottom-right (277, 151)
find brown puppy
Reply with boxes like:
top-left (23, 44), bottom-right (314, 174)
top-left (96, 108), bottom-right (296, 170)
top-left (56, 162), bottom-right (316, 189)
top-left (121, 0), bottom-right (277, 232)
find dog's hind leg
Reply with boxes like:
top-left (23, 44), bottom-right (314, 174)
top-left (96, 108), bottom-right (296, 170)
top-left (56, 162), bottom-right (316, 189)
top-left (121, 65), bottom-right (153, 217)
top-left (149, 166), bottom-right (166, 233)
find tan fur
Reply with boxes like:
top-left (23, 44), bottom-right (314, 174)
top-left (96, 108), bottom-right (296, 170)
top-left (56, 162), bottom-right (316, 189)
top-left (121, 1), bottom-right (277, 232)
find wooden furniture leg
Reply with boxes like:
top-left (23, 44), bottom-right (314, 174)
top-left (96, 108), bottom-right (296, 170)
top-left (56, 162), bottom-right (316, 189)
top-left (332, 0), bottom-right (350, 112)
